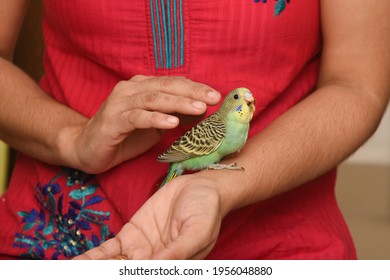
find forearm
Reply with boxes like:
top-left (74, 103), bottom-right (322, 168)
top-left (0, 57), bottom-right (87, 167)
top-left (200, 0), bottom-right (390, 218)
top-left (198, 84), bottom-right (388, 216)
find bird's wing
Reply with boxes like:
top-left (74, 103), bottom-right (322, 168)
top-left (157, 114), bottom-right (226, 162)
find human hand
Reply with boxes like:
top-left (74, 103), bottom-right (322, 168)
top-left (63, 75), bottom-right (220, 174)
top-left (74, 175), bottom-right (223, 260)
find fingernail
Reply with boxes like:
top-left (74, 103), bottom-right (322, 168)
top-left (167, 116), bottom-right (179, 124)
top-left (192, 101), bottom-right (206, 110)
top-left (207, 91), bottom-right (220, 100)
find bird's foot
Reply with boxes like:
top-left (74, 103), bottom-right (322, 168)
top-left (207, 163), bottom-right (245, 171)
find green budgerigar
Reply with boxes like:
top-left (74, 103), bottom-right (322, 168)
top-left (157, 87), bottom-right (255, 187)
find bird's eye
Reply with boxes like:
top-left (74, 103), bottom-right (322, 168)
top-left (233, 94), bottom-right (239, 100)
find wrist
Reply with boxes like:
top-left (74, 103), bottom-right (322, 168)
top-left (193, 169), bottom-right (242, 218)
top-left (56, 121), bottom-right (86, 170)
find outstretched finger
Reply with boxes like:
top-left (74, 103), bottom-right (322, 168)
top-left (131, 76), bottom-right (222, 105)
top-left (129, 74), bottom-right (155, 82)
top-left (123, 92), bottom-right (208, 116)
top-left (119, 110), bottom-right (179, 132)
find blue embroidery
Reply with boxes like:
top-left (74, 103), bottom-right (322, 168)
top-left (254, 0), bottom-right (290, 16)
top-left (13, 169), bottom-right (114, 259)
top-left (149, 0), bottom-right (185, 69)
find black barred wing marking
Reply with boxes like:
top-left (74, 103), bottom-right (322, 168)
top-left (157, 114), bottom-right (226, 163)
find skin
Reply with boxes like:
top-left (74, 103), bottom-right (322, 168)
top-left (1, 1), bottom-right (390, 259)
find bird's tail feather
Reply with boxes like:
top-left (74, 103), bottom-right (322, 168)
top-left (159, 164), bottom-right (182, 188)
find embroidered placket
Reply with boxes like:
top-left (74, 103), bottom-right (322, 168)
top-left (149, 0), bottom-right (185, 69)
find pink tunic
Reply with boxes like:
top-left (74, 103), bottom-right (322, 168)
top-left (0, 0), bottom-right (356, 259)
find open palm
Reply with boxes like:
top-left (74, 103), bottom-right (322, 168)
top-left (74, 176), bottom-right (222, 260)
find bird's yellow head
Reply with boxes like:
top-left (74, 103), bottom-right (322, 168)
top-left (220, 87), bottom-right (255, 123)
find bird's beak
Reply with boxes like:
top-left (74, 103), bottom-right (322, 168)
top-left (244, 91), bottom-right (256, 113)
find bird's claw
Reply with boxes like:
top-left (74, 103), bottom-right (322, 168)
top-left (207, 163), bottom-right (245, 171)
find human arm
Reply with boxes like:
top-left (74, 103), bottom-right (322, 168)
top-left (210, 0), bottom-right (390, 215)
top-left (75, 0), bottom-right (390, 259)
top-left (0, 0), bottom-right (221, 174)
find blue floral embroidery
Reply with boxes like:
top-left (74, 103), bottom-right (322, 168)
top-left (254, 0), bottom-right (291, 16)
top-left (13, 169), bottom-right (114, 259)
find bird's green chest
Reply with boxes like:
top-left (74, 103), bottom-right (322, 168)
top-left (218, 120), bottom-right (249, 156)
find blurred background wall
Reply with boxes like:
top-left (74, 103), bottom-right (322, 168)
top-left (8, 1), bottom-right (44, 174)
top-left (6, 0), bottom-right (390, 260)
top-left (14, 1), bottom-right (44, 81)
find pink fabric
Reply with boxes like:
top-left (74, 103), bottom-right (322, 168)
top-left (0, 0), bottom-right (356, 259)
